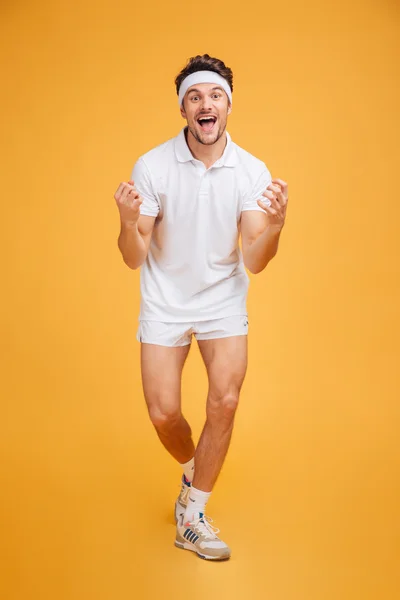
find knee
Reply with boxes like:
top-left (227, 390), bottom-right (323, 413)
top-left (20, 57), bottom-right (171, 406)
top-left (221, 393), bottom-right (240, 415)
top-left (208, 391), bottom-right (240, 421)
top-left (148, 404), bottom-right (182, 432)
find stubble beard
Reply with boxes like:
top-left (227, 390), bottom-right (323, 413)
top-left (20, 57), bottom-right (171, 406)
top-left (188, 117), bottom-right (227, 146)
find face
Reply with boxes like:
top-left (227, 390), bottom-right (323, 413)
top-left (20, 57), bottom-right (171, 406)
top-left (180, 82), bottom-right (232, 146)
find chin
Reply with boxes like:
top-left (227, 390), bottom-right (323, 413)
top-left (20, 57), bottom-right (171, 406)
top-left (200, 134), bottom-right (220, 145)
top-left (192, 125), bottom-right (225, 146)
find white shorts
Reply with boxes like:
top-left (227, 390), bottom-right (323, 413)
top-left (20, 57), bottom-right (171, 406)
top-left (136, 315), bottom-right (249, 347)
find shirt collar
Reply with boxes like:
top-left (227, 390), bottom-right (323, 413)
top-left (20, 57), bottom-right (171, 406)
top-left (174, 127), bottom-right (238, 167)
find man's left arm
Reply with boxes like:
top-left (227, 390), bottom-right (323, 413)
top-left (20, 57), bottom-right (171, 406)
top-left (241, 179), bottom-right (289, 274)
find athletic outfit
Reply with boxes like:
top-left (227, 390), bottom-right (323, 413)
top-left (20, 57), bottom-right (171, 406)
top-left (131, 126), bottom-right (272, 347)
top-left (129, 70), bottom-right (274, 559)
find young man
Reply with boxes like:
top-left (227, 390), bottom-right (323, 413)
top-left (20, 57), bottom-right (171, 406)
top-left (114, 54), bottom-right (288, 561)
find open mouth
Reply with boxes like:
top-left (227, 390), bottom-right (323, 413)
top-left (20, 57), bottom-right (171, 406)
top-left (197, 115), bottom-right (217, 133)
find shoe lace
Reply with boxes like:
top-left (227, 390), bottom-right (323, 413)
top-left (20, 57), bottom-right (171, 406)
top-left (190, 514), bottom-right (220, 539)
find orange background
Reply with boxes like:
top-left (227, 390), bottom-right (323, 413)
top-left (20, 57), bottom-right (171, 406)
top-left (1, 1), bottom-right (399, 599)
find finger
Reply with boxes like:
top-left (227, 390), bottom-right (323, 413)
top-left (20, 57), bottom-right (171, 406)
top-left (120, 184), bottom-right (137, 203)
top-left (267, 183), bottom-right (282, 194)
top-left (128, 179), bottom-right (135, 186)
top-left (277, 191), bottom-right (287, 206)
top-left (125, 192), bottom-right (140, 207)
top-left (272, 178), bottom-right (288, 197)
top-left (257, 199), bottom-right (269, 213)
top-left (114, 183), bottom-right (125, 201)
top-left (132, 197), bottom-right (143, 208)
top-left (264, 206), bottom-right (278, 216)
top-left (272, 190), bottom-right (286, 206)
top-left (127, 182), bottom-right (139, 195)
top-left (263, 189), bottom-right (276, 198)
top-left (272, 178), bottom-right (287, 188)
top-left (259, 194), bottom-right (272, 206)
top-left (267, 198), bottom-right (279, 212)
top-left (263, 190), bottom-right (280, 206)
top-left (257, 200), bottom-right (277, 215)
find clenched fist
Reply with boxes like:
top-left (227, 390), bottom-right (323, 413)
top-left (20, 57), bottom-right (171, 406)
top-left (114, 180), bottom-right (143, 225)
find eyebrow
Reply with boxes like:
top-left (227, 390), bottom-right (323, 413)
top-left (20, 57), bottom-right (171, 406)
top-left (187, 86), bottom-right (224, 94)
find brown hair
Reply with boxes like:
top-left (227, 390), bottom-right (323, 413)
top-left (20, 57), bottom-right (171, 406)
top-left (174, 54), bottom-right (233, 97)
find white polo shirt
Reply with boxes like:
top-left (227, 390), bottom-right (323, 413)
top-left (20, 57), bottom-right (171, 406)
top-left (130, 127), bottom-right (272, 322)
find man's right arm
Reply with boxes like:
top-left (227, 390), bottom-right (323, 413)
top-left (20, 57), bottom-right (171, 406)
top-left (114, 178), bottom-right (156, 270)
top-left (118, 215), bottom-right (155, 270)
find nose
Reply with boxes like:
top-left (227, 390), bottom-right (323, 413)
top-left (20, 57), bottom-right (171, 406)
top-left (200, 96), bottom-right (213, 110)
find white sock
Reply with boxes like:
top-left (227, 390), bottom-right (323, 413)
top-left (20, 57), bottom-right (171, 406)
top-left (179, 457), bottom-right (195, 483)
top-left (183, 486), bottom-right (211, 524)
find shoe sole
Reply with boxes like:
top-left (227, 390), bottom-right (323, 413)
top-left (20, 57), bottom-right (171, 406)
top-left (174, 540), bottom-right (230, 561)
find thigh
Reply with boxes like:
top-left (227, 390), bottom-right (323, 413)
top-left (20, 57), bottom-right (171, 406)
top-left (137, 320), bottom-right (193, 347)
top-left (197, 335), bottom-right (248, 396)
top-left (194, 315), bottom-right (248, 342)
top-left (140, 343), bottom-right (191, 414)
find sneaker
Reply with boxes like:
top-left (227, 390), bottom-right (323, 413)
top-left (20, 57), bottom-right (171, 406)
top-left (175, 511), bottom-right (231, 561)
top-left (174, 474), bottom-right (191, 524)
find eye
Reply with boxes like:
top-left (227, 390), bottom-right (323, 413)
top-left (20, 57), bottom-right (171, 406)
top-left (212, 93), bottom-right (222, 99)
top-left (190, 95), bottom-right (200, 102)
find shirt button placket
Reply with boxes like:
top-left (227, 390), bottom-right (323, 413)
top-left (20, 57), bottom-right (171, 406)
top-left (199, 170), bottom-right (209, 197)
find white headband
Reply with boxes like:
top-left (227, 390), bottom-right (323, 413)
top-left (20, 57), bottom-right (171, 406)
top-left (178, 70), bottom-right (232, 107)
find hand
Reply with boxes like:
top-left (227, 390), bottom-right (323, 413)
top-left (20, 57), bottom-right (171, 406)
top-left (257, 178), bottom-right (288, 229)
top-left (114, 179), bottom-right (143, 225)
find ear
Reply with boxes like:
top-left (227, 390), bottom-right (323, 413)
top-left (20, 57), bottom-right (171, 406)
top-left (228, 104), bottom-right (232, 115)
top-left (180, 96), bottom-right (188, 118)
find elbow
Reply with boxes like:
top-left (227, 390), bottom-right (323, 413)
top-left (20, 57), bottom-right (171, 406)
top-left (243, 253), bottom-right (256, 275)
top-left (243, 248), bottom-right (266, 275)
top-left (122, 257), bottom-right (143, 270)
top-left (119, 250), bottom-right (144, 270)
top-left (245, 262), bottom-right (262, 275)
top-left (244, 257), bottom-right (256, 274)
top-left (124, 261), bottom-right (138, 271)
top-left (248, 265), bottom-right (264, 275)
top-left (245, 258), bottom-right (273, 275)
top-left (117, 244), bottom-right (147, 270)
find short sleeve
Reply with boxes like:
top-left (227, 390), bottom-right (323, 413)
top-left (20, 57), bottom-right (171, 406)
top-left (130, 157), bottom-right (160, 217)
top-left (241, 164), bottom-right (272, 213)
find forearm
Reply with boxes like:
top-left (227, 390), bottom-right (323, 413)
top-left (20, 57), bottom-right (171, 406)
top-left (118, 220), bottom-right (147, 270)
top-left (245, 225), bottom-right (283, 274)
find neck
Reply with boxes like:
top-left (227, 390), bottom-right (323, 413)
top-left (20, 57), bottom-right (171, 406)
top-left (185, 127), bottom-right (227, 169)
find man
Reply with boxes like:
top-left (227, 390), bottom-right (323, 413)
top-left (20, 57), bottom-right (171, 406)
top-left (114, 54), bottom-right (288, 561)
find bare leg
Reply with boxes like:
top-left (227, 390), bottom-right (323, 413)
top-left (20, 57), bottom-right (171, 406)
top-left (140, 343), bottom-right (195, 463)
top-left (193, 335), bottom-right (248, 492)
